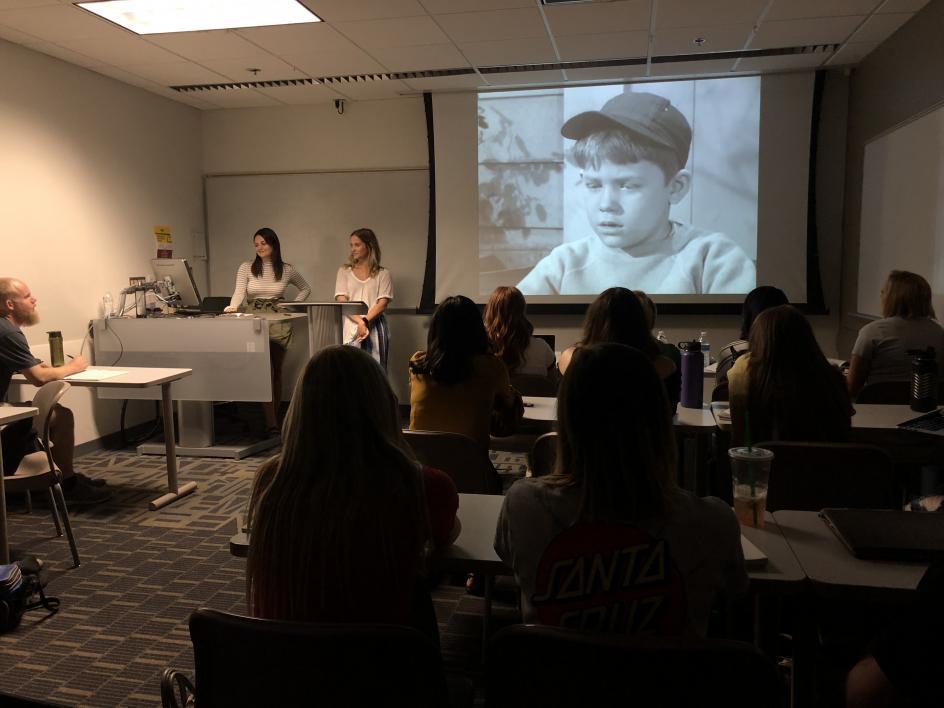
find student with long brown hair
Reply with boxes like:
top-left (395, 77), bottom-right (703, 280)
top-left (495, 343), bottom-right (746, 635)
top-left (847, 270), bottom-right (944, 397)
top-left (247, 346), bottom-right (458, 630)
top-left (728, 304), bottom-right (852, 444)
top-left (483, 286), bottom-right (556, 378)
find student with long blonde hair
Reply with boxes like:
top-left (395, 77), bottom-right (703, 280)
top-left (483, 286), bottom-right (556, 378)
top-left (247, 346), bottom-right (458, 631)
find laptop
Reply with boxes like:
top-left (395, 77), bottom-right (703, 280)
top-left (821, 508), bottom-right (944, 561)
top-left (175, 296), bottom-right (230, 316)
top-left (897, 408), bottom-right (944, 436)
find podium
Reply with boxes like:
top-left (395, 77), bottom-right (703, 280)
top-left (285, 301), bottom-right (368, 357)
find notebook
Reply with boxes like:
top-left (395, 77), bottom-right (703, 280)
top-left (740, 535), bottom-right (768, 569)
top-left (821, 508), bottom-right (944, 561)
top-left (897, 408), bottom-right (944, 436)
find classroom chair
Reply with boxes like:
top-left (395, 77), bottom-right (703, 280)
top-left (528, 432), bottom-right (557, 478)
top-left (404, 429), bottom-right (500, 494)
top-left (509, 373), bottom-right (558, 397)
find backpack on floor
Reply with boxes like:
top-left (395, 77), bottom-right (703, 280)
top-left (0, 560), bottom-right (59, 633)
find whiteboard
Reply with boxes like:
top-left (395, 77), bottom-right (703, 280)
top-left (206, 170), bottom-right (430, 308)
top-left (858, 104), bottom-right (944, 318)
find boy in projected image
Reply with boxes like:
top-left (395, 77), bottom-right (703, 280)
top-left (517, 91), bottom-right (755, 295)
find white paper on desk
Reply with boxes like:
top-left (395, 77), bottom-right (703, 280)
top-left (65, 369), bottom-right (126, 381)
top-left (717, 408), bottom-right (732, 422)
top-left (741, 535), bottom-right (768, 568)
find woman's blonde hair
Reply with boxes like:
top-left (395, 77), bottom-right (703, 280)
top-left (246, 345), bottom-right (428, 620)
top-left (546, 343), bottom-right (678, 523)
top-left (346, 228), bottom-right (382, 277)
top-left (882, 270), bottom-right (935, 319)
top-left (483, 286), bottom-right (533, 374)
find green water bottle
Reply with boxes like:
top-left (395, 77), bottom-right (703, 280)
top-left (48, 331), bottom-right (64, 367)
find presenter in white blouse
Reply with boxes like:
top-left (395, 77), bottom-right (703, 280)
top-left (224, 228), bottom-right (311, 435)
top-left (335, 228), bottom-right (393, 370)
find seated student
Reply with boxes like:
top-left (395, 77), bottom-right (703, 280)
top-left (634, 289), bottom-right (681, 408)
top-left (559, 288), bottom-right (677, 406)
top-left (728, 305), bottom-right (852, 445)
top-left (246, 346), bottom-right (459, 632)
top-left (495, 343), bottom-right (747, 636)
top-left (516, 91), bottom-right (755, 296)
top-left (847, 270), bottom-right (944, 398)
top-left (715, 286), bottom-right (789, 388)
top-left (483, 286), bottom-right (557, 381)
top-left (409, 295), bottom-right (523, 449)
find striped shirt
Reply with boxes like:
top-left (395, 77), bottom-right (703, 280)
top-left (228, 261), bottom-right (311, 309)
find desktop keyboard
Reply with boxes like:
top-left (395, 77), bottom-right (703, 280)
top-left (899, 408), bottom-right (944, 434)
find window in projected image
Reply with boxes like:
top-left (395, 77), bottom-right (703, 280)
top-left (477, 77), bottom-right (760, 297)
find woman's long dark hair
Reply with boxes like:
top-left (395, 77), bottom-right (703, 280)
top-left (739, 286), bottom-right (789, 340)
top-left (251, 227), bottom-right (285, 281)
top-left (581, 287), bottom-right (659, 358)
top-left (410, 295), bottom-right (490, 385)
top-left (747, 305), bottom-right (851, 442)
top-left (247, 346), bottom-right (428, 621)
top-left (546, 343), bottom-right (678, 523)
top-left (483, 286), bottom-right (533, 374)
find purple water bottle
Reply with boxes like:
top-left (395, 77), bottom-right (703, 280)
top-left (678, 339), bottom-right (704, 409)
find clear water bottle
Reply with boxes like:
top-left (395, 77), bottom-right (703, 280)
top-left (698, 331), bottom-right (711, 364)
top-left (656, 330), bottom-right (667, 343)
top-left (102, 292), bottom-right (113, 319)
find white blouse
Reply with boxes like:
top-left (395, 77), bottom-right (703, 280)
top-left (334, 267), bottom-right (393, 342)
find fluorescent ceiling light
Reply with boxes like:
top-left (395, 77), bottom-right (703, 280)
top-left (76, 0), bottom-right (321, 35)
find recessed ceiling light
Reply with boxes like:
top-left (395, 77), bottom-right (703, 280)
top-left (75, 0), bottom-right (321, 35)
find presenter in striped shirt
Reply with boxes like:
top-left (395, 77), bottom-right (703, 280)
top-left (335, 228), bottom-right (392, 371)
top-left (225, 227), bottom-right (311, 435)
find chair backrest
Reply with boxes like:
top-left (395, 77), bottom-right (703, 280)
top-left (856, 380), bottom-right (910, 404)
top-left (534, 333), bottom-right (556, 351)
top-left (404, 429), bottom-right (497, 494)
top-left (529, 432), bottom-right (558, 478)
top-left (710, 380), bottom-right (729, 402)
top-left (758, 440), bottom-right (899, 512)
top-left (30, 381), bottom-right (70, 442)
top-left (487, 624), bottom-right (781, 708)
top-left (189, 609), bottom-right (448, 708)
top-left (510, 373), bottom-right (558, 397)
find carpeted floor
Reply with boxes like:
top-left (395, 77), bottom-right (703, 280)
top-left (0, 447), bottom-right (527, 707)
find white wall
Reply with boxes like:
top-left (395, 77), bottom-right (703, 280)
top-left (0, 39), bottom-right (204, 445)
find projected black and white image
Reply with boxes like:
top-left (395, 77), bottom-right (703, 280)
top-left (478, 78), bottom-right (760, 297)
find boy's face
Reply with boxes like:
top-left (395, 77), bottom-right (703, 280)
top-left (580, 159), bottom-right (690, 251)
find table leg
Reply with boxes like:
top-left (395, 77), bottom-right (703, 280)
top-left (149, 383), bottom-right (197, 510)
top-left (481, 575), bottom-right (494, 665)
top-left (0, 438), bottom-right (8, 564)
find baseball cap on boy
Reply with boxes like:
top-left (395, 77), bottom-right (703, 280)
top-left (561, 91), bottom-right (692, 168)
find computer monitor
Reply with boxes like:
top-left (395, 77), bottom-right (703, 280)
top-left (151, 258), bottom-right (201, 308)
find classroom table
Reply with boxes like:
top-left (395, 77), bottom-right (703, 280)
top-left (15, 366), bottom-right (193, 510)
top-left (0, 405), bottom-right (39, 564)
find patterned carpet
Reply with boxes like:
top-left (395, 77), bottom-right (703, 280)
top-left (0, 447), bottom-right (527, 707)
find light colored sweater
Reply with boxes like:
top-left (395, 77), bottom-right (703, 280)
top-left (228, 261), bottom-right (311, 309)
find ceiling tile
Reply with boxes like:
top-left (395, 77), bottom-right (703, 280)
top-left (201, 56), bottom-right (305, 82)
top-left (298, 0), bottom-right (427, 22)
top-left (648, 57), bottom-right (736, 76)
top-left (849, 12), bottom-right (912, 43)
top-left (435, 8), bottom-right (546, 43)
top-left (544, 1), bottom-right (650, 36)
top-left (458, 36), bottom-right (557, 67)
top-left (371, 43), bottom-right (469, 72)
top-left (556, 31), bottom-right (648, 62)
top-left (655, 0), bottom-right (768, 29)
top-left (421, 0), bottom-right (532, 12)
top-left (563, 64), bottom-right (647, 82)
top-left (119, 61), bottom-right (232, 87)
top-left (483, 69), bottom-right (566, 86)
top-left (825, 41), bottom-right (879, 64)
top-left (21, 39), bottom-right (104, 67)
top-left (750, 16), bottom-right (865, 48)
top-left (254, 82), bottom-right (347, 105)
top-left (321, 77), bottom-right (414, 100)
top-left (197, 88), bottom-right (282, 109)
top-left (57, 35), bottom-right (181, 66)
top-left (281, 48), bottom-right (387, 78)
top-left (334, 16), bottom-right (450, 48)
top-left (235, 22), bottom-right (360, 55)
top-left (400, 73), bottom-right (486, 91)
top-left (0, 3), bottom-right (132, 41)
top-left (734, 51), bottom-right (830, 71)
top-left (765, 0), bottom-right (882, 20)
top-left (653, 24), bottom-right (753, 55)
top-left (877, 0), bottom-right (929, 11)
top-left (146, 30), bottom-right (278, 62)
